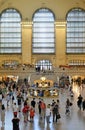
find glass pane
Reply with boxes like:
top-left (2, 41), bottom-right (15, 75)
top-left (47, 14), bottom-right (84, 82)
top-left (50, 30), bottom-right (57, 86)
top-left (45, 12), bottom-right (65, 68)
top-left (32, 8), bottom-right (55, 54)
top-left (33, 48), bottom-right (54, 53)
top-left (66, 8), bottom-right (85, 53)
top-left (35, 60), bottom-right (52, 70)
top-left (0, 9), bottom-right (21, 53)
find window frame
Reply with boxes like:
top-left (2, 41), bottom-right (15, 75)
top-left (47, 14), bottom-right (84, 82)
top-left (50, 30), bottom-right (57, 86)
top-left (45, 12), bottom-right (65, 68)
top-left (0, 8), bottom-right (22, 54)
top-left (66, 8), bottom-right (85, 54)
top-left (32, 8), bottom-right (55, 54)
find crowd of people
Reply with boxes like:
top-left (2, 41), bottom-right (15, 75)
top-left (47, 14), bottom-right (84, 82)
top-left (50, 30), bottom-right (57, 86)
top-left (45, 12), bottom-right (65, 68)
top-left (0, 80), bottom-right (85, 130)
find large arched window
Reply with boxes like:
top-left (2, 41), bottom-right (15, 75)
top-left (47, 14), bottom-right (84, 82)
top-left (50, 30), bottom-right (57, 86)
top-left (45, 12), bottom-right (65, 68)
top-left (66, 8), bottom-right (85, 53)
top-left (35, 60), bottom-right (52, 71)
top-left (32, 8), bottom-right (55, 54)
top-left (0, 8), bottom-right (22, 53)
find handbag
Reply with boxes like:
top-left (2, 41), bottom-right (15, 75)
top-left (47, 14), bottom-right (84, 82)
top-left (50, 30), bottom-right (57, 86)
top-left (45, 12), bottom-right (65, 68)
top-left (57, 113), bottom-right (61, 119)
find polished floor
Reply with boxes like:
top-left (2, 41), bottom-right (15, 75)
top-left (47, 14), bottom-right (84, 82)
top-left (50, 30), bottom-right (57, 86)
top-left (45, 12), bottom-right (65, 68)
top-left (0, 84), bottom-right (85, 130)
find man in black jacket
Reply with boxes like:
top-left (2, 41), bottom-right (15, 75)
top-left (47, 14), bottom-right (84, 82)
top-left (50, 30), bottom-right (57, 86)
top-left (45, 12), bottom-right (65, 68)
top-left (31, 98), bottom-right (36, 109)
top-left (12, 114), bottom-right (20, 130)
top-left (52, 103), bottom-right (58, 122)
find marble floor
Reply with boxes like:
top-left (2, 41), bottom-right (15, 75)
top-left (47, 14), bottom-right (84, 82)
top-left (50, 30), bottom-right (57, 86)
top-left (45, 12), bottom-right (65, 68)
top-left (0, 83), bottom-right (85, 130)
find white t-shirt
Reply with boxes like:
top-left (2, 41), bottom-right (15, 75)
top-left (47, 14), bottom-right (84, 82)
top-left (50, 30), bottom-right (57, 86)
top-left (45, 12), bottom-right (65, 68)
top-left (46, 108), bottom-right (51, 116)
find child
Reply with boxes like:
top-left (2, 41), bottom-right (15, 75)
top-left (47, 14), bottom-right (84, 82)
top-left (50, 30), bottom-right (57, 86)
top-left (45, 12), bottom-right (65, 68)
top-left (29, 107), bottom-right (35, 122)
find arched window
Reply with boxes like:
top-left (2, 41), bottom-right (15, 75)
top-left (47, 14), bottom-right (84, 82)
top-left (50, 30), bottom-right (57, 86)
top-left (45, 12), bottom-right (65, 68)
top-left (66, 8), bottom-right (85, 53)
top-left (32, 8), bottom-right (55, 54)
top-left (35, 60), bottom-right (52, 71)
top-left (0, 8), bottom-right (22, 53)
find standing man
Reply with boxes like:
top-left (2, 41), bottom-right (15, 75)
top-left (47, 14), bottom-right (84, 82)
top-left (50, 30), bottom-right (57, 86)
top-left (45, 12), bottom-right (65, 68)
top-left (31, 98), bottom-right (36, 109)
top-left (1, 104), bottom-right (5, 126)
top-left (77, 94), bottom-right (83, 110)
top-left (12, 114), bottom-right (20, 130)
top-left (38, 98), bottom-right (42, 116)
top-left (52, 103), bottom-right (58, 122)
top-left (40, 99), bottom-right (46, 120)
top-left (17, 93), bottom-right (23, 112)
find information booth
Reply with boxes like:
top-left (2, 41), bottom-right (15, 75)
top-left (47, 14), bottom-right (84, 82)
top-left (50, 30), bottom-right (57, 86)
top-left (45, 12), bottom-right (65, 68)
top-left (28, 76), bottom-right (59, 97)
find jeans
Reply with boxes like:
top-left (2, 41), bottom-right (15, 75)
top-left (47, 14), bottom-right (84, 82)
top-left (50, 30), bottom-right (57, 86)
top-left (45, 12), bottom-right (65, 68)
top-left (46, 115), bottom-right (50, 123)
top-left (53, 113), bottom-right (57, 122)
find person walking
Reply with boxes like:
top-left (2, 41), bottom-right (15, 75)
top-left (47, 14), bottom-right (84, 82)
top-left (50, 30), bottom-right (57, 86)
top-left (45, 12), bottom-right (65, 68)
top-left (65, 98), bottom-right (71, 115)
top-left (17, 93), bottom-right (23, 112)
top-left (40, 99), bottom-right (46, 120)
top-left (1, 104), bottom-right (5, 126)
top-left (22, 104), bottom-right (29, 123)
top-left (29, 107), bottom-right (35, 122)
top-left (77, 94), bottom-right (83, 110)
top-left (37, 98), bottom-right (41, 116)
top-left (12, 114), bottom-right (20, 130)
top-left (13, 102), bottom-right (18, 116)
top-left (52, 103), bottom-right (58, 122)
top-left (45, 104), bottom-right (51, 124)
top-left (82, 99), bottom-right (85, 111)
top-left (31, 98), bottom-right (36, 109)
